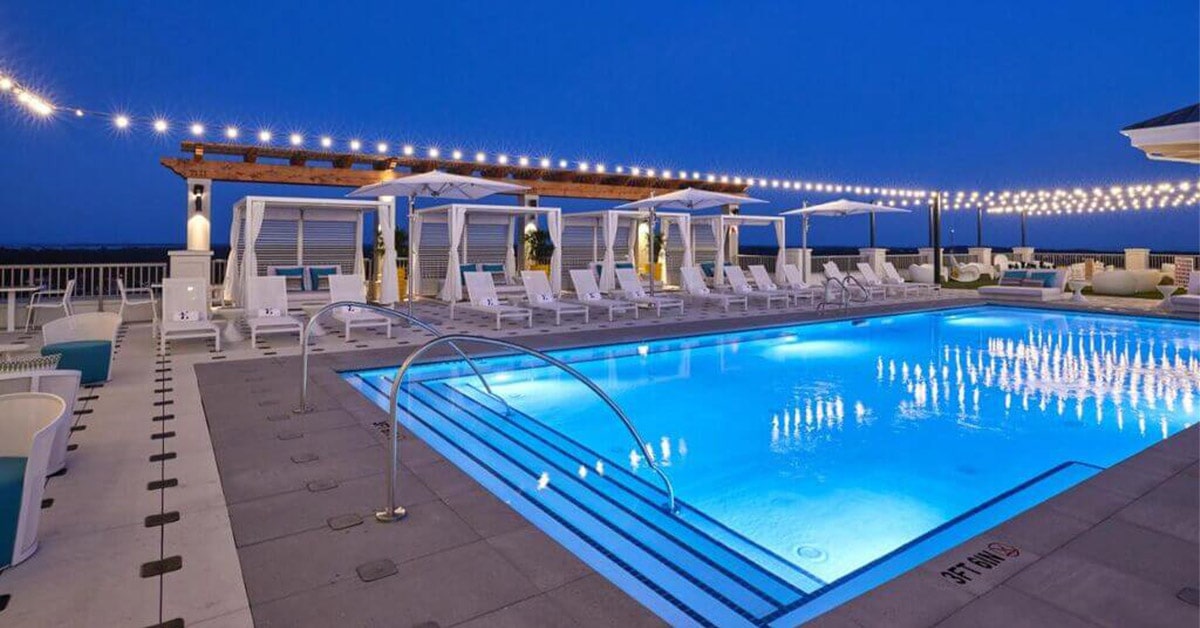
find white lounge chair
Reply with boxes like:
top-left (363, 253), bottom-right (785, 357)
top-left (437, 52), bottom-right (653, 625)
top-left (681, 266), bottom-right (747, 312)
top-left (246, 276), bottom-right (305, 346)
top-left (823, 262), bottom-right (885, 300)
top-left (0, 370), bottom-right (80, 476)
top-left (570, 270), bottom-right (638, 321)
top-left (857, 263), bottom-right (917, 298)
top-left (881, 262), bottom-right (935, 296)
top-left (522, 270), bottom-right (589, 325)
top-left (25, 278), bottom-right (75, 331)
top-left (0, 392), bottom-right (68, 569)
top-left (726, 265), bottom-right (789, 308)
top-left (328, 275), bottom-right (391, 341)
top-left (160, 278), bottom-right (221, 355)
top-left (750, 265), bottom-right (814, 307)
top-left (1169, 273), bottom-right (1200, 314)
top-left (948, 255), bottom-right (983, 283)
top-left (116, 277), bottom-right (156, 324)
top-left (614, 268), bottom-right (684, 317)
top-left (462, 271), bottom-right (533, 330)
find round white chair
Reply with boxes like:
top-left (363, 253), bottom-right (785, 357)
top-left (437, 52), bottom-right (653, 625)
top-left (0, 392), bottom-right (67, 569)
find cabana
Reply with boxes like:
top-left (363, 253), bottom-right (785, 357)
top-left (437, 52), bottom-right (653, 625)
top-left (411, 203), bottom-right (563, 301)
top-left (688, 214), bottom-right (786, 285)
top-left (221, 196), bottom-right (397, 309)
top-left (560, 209), bottom-right (693, 290)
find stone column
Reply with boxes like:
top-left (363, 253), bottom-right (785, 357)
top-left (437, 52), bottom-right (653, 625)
top-left (185, 178), bottom-right (212, 251)
top-left (858, 248), bottom-right (887, 274)
top-left (967, 247), bottom-right (992, 268)
top-left (1124, 248), bottom-right (1150, 271)
top-left (1011, 246), bottom-right (1035, 264)
top-left (791, 248), bottom-right (813, 281)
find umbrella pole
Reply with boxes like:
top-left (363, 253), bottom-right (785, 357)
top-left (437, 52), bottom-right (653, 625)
top-left (648, 207), bottom-right (656, 296)
top-left (406, 194), bottom-right (415, 319)
top-left (801, 215), bottom-right (809, 282)
top-left (869, 212), bottom-right (876, 248)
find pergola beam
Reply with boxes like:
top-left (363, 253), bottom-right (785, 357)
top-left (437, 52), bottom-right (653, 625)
top-left (161, 142), bottom-right (749, 201)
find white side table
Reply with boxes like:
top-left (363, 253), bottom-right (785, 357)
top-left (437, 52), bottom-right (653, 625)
top-left (1157, 285), bottom-right (1177, 310)
top-left (1068, 280), bottom-right (1088, 303)
top-left (0, 286), bottom-right (41, 333)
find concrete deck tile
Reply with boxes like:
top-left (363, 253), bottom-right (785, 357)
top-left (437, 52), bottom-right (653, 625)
top-left (937, 585), bottom-right (1102, 628)
top-left (485, 525), bottom-right (593, 592)
top-left (190, 606), bottom-right (254, 628)
top-left (236, 498), bottom-right (480, 604)
top-left (412, 458), bottom-right (491, 501)
top-left (441, 487), bottom-right (534, 539)
top-left (987, 503), bottom-right (1093, 556)
top-left (1006, 552), bottom-right (1197, 628)
top-left (545, 574), bottom-right (669, 628)
top-left (1041, 481), bottom-right (1131, 525)
top-left (208, 407), bottom-right (359, 443)
top-left (1114, 472), bottom-right (1200, 544)
top-left (219, 442), bottom-right (384, 504)
top-left (838, 565), bottom-right (978, 628)
top-left (161, 504), bottom-right (250, 624)
top-left (454, 594), bottom-right (583, 628)
top-left (1059, 517), bottom-right (1199, 590)
top-left (227, 471), bottom-right (437, 547)
top-left (214, 424), bottom-right (380, 474)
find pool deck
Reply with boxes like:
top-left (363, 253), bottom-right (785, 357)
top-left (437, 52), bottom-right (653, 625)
top-left (0, 291), bottom-right (1196, 627)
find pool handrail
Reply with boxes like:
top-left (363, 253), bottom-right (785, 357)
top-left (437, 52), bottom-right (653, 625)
top-left (818, 276), bottom-right (870, 310)
top-left (378, 333), bottom-right (678, 522)
top-left (294, 301), bottom-right (505, 416)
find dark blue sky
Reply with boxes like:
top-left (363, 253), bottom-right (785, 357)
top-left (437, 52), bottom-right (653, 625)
top-left (2, 1), bottom-right (1197, 250)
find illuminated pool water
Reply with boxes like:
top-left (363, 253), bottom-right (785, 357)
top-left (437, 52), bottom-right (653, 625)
top-left (346, 306), bottom-right (1199, 625)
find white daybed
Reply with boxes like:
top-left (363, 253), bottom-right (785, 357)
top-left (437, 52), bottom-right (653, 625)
top-left (978, 269), bottom-right (1070, 302)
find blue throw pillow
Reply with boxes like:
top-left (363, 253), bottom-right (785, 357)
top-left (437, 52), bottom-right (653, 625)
top-left (308, 266), bottom-right (339, 291)
top-left (615, 262), bottom-right (635, 270)
top-left (459, 264), bottom-right (478, 283)
top-left (1028, 271), bottom-right (1058, 288)
top-left (479, 263), bottom-right (504, 273)
top-left (700, 262), bottom-right (715, 277)
top-left (272, 266), bottom-right (307, 291)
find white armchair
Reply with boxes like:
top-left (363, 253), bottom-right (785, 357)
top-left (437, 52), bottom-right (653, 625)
top-left (24, 278), bottom-right (75, 332)
top-left (0, 371), bottom-right (81, 475)
top-left (0, 392), bottom-right (68, 568)
top-left (116, 277), bottom-right (156, 324)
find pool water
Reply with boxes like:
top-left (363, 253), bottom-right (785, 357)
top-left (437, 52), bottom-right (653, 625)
top-left (347, 306), bottom-right (1198, 624)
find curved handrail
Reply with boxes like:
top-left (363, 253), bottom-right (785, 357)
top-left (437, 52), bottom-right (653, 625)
top-left (819, 277), bottom-right (847, 310)
top-left (842, 275), bottom-right (872, 303)
top-left (294, 301), bottom-right (505, 415)
top-left (377, 333), bottom-right (677, 522)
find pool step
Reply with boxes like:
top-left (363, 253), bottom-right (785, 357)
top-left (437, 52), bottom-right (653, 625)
top-left (399, 381), bottom-right (811, 625)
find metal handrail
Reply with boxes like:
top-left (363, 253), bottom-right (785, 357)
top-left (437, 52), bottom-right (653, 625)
top-left (377, 333), bottom-right (677, 523)
top-left (817, 275), bottom-right (871, 311)
top-left (294, 301), bottom-right (505, 415)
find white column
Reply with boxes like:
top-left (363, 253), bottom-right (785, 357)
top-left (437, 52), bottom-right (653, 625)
top-left (1124, 248), bottom-right (1150, 271)
top-left (968, 247), bottom-right (993, 267)
top-left (858, 248), bottom-right (887, 273)
top-left (1011, 246), bottom-right (1035, 264)
top-left (791, 248), bottom-right (812, 281)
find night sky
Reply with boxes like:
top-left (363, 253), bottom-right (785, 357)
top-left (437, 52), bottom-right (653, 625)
top-left (1, 1), bottom-right (1197, 251)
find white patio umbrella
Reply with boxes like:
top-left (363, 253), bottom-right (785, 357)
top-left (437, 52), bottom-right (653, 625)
top-left (780, 199), bottom-right (910, 281)
top-left (616, 188), bottom-right (766, 293)
top-left (348, 171), bottom-right (528, 315)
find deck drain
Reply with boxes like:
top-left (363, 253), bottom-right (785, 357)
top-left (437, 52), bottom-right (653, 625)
top-left (794, 545), bottom-right (828, 562)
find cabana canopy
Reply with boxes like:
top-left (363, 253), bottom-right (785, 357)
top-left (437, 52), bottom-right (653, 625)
top-left (781, 199), bottom-right (910, 280)
top-left (689, 214), bottom-right (786, 284)
top-left (412, 203), bottom-right (563, 301)
top-left (222, 196), bottom-right (395, 309)
top-left (560, 209), bottom-right (693, 290)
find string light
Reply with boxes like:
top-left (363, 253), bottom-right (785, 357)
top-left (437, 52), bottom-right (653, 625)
top-left (0, 65), bottom-right (1194, 217)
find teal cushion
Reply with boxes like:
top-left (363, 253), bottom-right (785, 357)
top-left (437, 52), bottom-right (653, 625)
top-left (615, 262), bottom-right (635, 270)
top-left (273, 267), bottom-right (307, 291)
top-left (1000, 270), bottom-right (1027, 280)
top-left (1028, 271), bottom-right (1058, 288)
top-left (459, 264), bottom-right (478, 283)
top-left (42, 340), bottom-right (112, 384)
top-left (0, 456), bottom-right (27, 567)
top-left (700, 262), bottom-right (715, 277)
top-left (308, 266), bottom-right (339, 291)
top-left (479, 263), bottom-right (504, 273)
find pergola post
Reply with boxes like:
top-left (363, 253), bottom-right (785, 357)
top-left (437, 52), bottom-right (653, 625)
top-left (170, 177), bottom-right (214, 284)
top-left (519, 193), bottom-right (539, 270)
top-left (931, 193), bottom-right (943, 285)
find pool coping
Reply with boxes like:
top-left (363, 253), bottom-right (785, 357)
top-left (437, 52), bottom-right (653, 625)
top-left (195, 298), bottom-right (1199, 626)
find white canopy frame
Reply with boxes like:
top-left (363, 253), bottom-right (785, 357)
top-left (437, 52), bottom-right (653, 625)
top-left (222, 196), bottom-right (395, 309)
top-left (413, 203), bottom-right (563, 301)
top-left (560, 209), bottom-right (692, 291)
top-left (688, 214), bottom-right (786, 285)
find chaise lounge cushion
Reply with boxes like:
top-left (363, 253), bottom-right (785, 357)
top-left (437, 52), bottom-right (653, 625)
top-left (41, 340), bottom-right (111, 384)
top-left (978, 269), bottom-right (1068, 302)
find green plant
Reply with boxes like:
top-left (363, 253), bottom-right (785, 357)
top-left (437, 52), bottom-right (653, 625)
top-left (374, 227), bottom-right (408, 258)
top-left (649, 231), bottom-right (666, 263)
top-left (524, 229), bottom-right (556, 265)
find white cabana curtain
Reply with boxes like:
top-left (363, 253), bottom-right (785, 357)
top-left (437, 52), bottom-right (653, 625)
top-left (626, 222), bottom-right (637, 266)
top-left (547, 209), bottom-right (563, 293)
top-left (661, 215), bottom-right (693, 269)
top-left (599, 211), bottom-right (620, 290)
top-left (353, 211), bottom-right (366, 279)
top-left (712, 218), bottom-right (727, 285)
top-left (504, 216), bottom-right (517, 283)
top-left (379, 201), bottom-right (399, 304)
top-left (222, 203), bottom-right (243, 303)
top-left (409, 213), bottom-right (423, 300)
top-left (241, 200), bottom-right (267, 309)
top-left (439, 206), bottom-right (467, 301)
top-left (773, 219), bottom-right (787, 282)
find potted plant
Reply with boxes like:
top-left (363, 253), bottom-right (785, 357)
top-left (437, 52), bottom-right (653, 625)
top-left (524, 229), bottom-right (555, 271)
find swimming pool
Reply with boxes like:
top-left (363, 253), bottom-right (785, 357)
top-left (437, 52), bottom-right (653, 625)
top-left (346, 306), bottom-right (1199, 625)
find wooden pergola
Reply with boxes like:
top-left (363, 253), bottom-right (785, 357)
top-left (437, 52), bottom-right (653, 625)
top-left (161, 142), bottom-right (749, 201)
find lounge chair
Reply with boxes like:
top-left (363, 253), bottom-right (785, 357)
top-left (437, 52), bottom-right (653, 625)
top-left (159, 278), bottom-right (221, 355)
top-left (751, 265), bottom-right (815, 307)
top-left (779, 264), bottom-right (824, 293)
top-left (857, 263), bottom-right (918, 298)
top-left (948, 255), bottom-right (983, 283)
top-left (680, 266), bottom-right (747, 312)
top-left (116, 277), bottom-right (156, 324)
top-left (823, 262), bottom-right (885, 300)
top-left (1169, 273), bottom-right (1200, 314)
top-left (328, 275), bottom-right (392, 341)
top-left (521, 270), bottom-right (589, 325)
top-left (569, 270), bottom-right (638, 321)
top-left (881, 262), bottom-right (935, 296)
top-left (615, 268), bottom-right (684, 316)
top-left (246, 276), bottom-right (305, 346)
top-left (462, 271), bottom-right (532, 330)
top-left (726, 265), bottom-right (789, 308)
